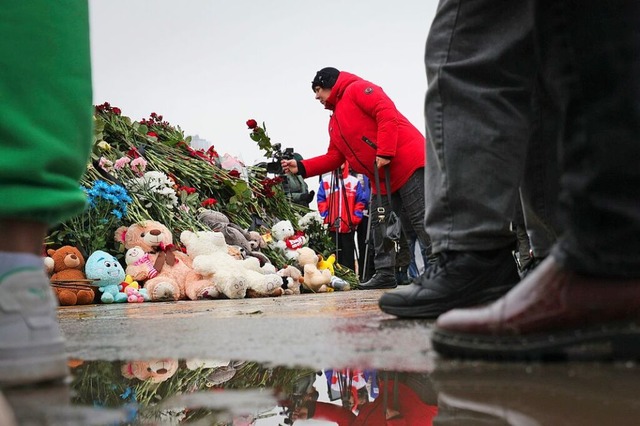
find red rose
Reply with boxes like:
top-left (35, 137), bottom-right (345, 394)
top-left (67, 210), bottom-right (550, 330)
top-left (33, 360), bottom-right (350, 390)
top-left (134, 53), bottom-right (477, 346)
top-left (229, 170), bottom-right (241, 178)
top-left (246, 119), bottom-right (258, 129)
top-left (201, 198), bottom-right (217, 207)
top-left (112, 107), bottom-right (121, 115)
top-left (147, 131), bottom-right (158, 137)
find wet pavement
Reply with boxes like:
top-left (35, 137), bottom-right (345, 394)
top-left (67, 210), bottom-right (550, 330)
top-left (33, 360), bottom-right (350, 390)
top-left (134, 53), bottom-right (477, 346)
top-left (2, 289), bottom-right (640, 425)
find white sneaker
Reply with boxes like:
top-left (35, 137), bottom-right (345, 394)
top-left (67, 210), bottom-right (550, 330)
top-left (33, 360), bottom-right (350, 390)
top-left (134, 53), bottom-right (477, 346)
top-left (0, 269), bottom-right (69, 386)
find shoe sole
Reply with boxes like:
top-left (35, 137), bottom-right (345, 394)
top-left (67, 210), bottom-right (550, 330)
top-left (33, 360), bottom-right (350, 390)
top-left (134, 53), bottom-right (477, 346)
top-left (431, 321), bottom-right (640, 361)
top-left (0, 340), bottom-right (69, 387)
top-left (358, 284), bottom-right (398, 290)
top-left (378, 283), bottom-right (514, 319)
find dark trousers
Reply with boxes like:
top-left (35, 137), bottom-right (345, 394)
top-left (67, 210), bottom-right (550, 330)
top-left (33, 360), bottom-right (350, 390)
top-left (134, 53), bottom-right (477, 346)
top-left (331, 231), bottom-right (356, 272)
top-left (425, 0), bottom-right (640, 276)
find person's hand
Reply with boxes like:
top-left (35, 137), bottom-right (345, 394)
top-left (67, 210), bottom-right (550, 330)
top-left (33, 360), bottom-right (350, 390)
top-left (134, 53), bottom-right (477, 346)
top-left (375, 156), bottom-right (391, 168)
top-left (282, 159), bottom-right (298, 174)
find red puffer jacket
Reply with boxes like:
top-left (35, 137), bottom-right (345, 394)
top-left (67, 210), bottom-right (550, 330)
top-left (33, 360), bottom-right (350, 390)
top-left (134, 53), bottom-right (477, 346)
top-left (301, 71), bottom-right (426, 195)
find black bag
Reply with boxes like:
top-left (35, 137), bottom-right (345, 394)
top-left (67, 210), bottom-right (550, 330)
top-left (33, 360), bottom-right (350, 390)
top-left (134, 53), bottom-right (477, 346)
top-left (373, 164), bottom-right (402, 251)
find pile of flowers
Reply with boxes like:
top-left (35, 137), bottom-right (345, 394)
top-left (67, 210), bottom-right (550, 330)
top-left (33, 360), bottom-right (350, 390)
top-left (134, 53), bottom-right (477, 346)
top-left (47, 104), bottom-right (338, 270)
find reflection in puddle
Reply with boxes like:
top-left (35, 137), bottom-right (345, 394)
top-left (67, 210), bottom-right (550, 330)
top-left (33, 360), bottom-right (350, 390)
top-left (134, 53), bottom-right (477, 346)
top-left (3, 359), bottom-right (640, 425)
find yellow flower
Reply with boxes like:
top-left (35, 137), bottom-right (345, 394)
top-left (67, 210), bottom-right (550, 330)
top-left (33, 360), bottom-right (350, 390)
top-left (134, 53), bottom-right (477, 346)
top-left (97, 140), bottom-right (111, 151)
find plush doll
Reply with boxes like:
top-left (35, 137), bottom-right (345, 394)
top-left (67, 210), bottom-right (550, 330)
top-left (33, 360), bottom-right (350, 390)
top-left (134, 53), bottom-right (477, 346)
top-left (180, 230), bottom-right (248, 299)
top-left (115, 220), bottom-right (210, 301)
top-left (121, 359), bottom-right (178, 383)
top-left (181, 230), bottom-right (285, 299)
top-left (198, 210), bottom-right (253, 253)
top-left (302, 263), bottom-right (332, 293)
top-left (271, 220), bottom-right (307, 261)
top-left (295, 247), bottom-right (331, 292)
top-left (85, 250), bottom-right (128, 303)
top-left (125, 246), bottom-right (158, 279)
top-left (199, 210), bottom-right (272, 266)
top-left (46, 245), bottom-right (95, 305)
top-left (317, 253), bottom-right (336, 275)
top-left (277, 265), bottom-right (303, 295)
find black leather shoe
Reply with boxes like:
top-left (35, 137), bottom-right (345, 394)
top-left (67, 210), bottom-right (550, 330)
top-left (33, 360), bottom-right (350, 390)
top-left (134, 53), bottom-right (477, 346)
top-left (358, 271), bottom-right (397, 290)
top-left (378, 248), bottom-right (519, 319)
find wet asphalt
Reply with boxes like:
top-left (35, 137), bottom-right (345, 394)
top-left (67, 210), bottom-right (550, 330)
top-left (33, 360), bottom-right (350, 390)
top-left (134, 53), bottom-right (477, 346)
top-left (2, 289), bottom-right (640, 425)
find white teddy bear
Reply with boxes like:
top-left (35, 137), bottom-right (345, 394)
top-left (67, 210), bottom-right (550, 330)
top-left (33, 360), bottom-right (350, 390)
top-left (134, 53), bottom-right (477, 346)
top-left (271, 219), bottom-right (307, 261)
top-left (180, 230), bottom-right (248, 299)
top-left (181, 230), bottom-right (286, 299)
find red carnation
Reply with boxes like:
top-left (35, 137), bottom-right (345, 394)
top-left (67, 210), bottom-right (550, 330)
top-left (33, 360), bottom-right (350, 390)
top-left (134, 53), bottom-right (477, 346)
top-left (147, 131), bottom-right (158, 138)
top-left (246, 119), bottom-right (258, 129)
top-left (112, 107), bottom-right (121, 115)
top-left (229, 170), bottom-right (241, 178)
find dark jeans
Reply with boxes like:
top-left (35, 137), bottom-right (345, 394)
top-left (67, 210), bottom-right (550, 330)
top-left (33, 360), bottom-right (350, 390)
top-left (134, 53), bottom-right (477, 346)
top-left (425, 0), bottom-right (640, 276)
top-left (369, 168), bottom-right (431, 272)
top-left (538, 0), bottom-right (640, 276)
top-left (425, 0), bottom-right (562, 257)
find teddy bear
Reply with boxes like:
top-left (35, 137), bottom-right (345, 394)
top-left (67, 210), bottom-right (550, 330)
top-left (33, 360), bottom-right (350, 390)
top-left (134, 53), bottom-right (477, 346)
top-left (181, 230), bottom-right (286, 299)
top-left (180, 230), bottom-right (248, 299)
top-left (121, 359), bottom-right (179, 383)
top-left (115, 220), bottom-right (212, 301)
top-left (271, 220), bottom-right (307, 261)
top-left (46, 245), bottom-right (95, 305)
top-left (276, 265), bottom-right (303, 295)
top-left (85, 250), bottom-right (128, 303)
top-left (199, 210), bottom-right (272, 266)
top-left (295, 247), bottom-right (331, 293)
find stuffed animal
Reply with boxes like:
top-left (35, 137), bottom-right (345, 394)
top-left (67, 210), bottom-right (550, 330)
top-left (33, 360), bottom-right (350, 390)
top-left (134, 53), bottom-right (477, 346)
top-left (198, 210), bottom-right (253, 253)
top-left (180, 230), bottom-right (248, 299)
top-left (121, 359), bottom-right (179, 383)
top-left (181, 230), bottom-right (285, 299)
top-left (46, 245), bottom-right (94, 305)
top-left (277, 265), bottom-right (303, 295)
top-left (85, 250), bottom-right (128, 303)
top-left (199, 210), bottom-right (272, 266)
top-left (296, 247), bottom-right (319, 271)
top-left (317, 253), bottom-right (336, 275)
top-left (115, 220), bottom-right (210, 301)
top-left (125, 246), bottom-right (158, 279)
top-left (302, 263), bottom-right (332, 293)
top-left (295, 247), bottom-right (331, 292)
top-left (271, 220), bottom-right (307, 261)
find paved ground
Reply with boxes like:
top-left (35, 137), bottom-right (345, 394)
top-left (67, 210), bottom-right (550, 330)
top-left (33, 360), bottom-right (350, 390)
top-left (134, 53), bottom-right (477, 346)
top-left (2, 289), bottom-right (640, 425)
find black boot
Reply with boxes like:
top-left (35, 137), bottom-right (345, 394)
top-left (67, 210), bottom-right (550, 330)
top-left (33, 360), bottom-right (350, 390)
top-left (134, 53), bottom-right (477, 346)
top-left (358, 269), bottom-right (397, 290)
top-left (378, 247), bottom-right (519, 318)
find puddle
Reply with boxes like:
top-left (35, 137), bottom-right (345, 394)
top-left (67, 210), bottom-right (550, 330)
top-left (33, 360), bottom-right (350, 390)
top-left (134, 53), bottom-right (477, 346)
top-left (2, 358), bottom-right (640, 425)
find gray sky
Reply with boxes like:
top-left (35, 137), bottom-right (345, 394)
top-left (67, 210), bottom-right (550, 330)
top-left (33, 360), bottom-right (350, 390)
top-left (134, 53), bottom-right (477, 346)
top-left (90, 0), bottom-right (438, 168)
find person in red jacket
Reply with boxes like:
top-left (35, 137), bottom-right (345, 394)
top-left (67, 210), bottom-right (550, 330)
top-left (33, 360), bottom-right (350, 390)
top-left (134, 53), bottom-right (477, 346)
top-left (282, 67), bottom-right (431, 289)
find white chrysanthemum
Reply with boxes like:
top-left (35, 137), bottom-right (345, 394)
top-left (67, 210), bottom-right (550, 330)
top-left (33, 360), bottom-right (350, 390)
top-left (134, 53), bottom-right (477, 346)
top-left (126, 171), bottom-right (178, 208)
top-left (298, 211), bottom-right (324, 230)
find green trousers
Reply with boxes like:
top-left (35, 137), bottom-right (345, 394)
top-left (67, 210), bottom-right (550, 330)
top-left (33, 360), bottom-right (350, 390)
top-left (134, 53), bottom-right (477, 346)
top-left (0, 0), bottom-right (92, 226)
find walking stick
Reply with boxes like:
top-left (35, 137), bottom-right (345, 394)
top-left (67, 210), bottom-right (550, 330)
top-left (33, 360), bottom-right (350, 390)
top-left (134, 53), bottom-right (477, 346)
top-left (361, 190), bottom-right (373, 281)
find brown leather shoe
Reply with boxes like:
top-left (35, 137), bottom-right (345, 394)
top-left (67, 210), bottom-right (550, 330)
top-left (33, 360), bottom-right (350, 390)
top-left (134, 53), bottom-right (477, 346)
top-left (431, 256), bottom-right (640, 360)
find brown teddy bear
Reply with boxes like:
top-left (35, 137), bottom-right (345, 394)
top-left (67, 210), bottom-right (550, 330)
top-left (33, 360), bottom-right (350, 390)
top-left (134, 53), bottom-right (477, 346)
top-left (47, 245), bottom-right (95, 305)
top-left (114, 220), bottom-right (215, 301)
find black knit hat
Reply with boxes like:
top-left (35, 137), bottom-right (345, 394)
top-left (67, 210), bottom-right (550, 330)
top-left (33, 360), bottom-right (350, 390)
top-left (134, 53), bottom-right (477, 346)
top-left (311, 67), bottom-right (340, 91)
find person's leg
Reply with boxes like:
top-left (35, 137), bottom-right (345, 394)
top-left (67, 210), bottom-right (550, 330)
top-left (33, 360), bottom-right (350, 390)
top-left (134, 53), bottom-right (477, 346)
top-left (0, 0), bottom-right (92, 385)
top-left (432, 0), bottom-right (640, 360)
top-left (336, 232), bottom-right (356, 272)
top-left (379, 0), bottom-right (531, 318)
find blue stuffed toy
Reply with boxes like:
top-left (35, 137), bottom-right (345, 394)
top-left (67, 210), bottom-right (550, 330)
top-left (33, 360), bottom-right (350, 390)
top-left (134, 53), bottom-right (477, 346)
top-left (85, 250), bottom-right (128, 303)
